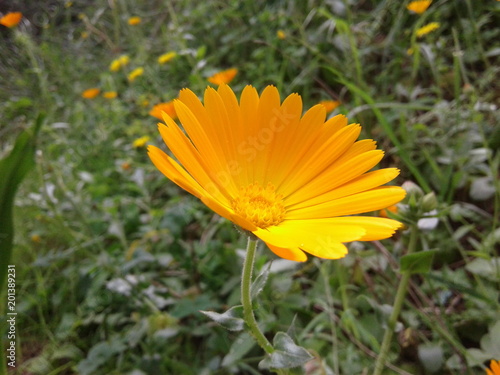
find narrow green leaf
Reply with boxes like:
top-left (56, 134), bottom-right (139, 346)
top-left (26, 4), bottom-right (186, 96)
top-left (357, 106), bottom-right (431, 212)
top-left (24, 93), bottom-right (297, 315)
top-left (0, 114), bottom-right (43, 293)
top-left (200, 305), bottom-right (244, 331)
top-left (259, 332), bottom-right (313, 369)
top-left (400, 250), bottom-right (436, 274)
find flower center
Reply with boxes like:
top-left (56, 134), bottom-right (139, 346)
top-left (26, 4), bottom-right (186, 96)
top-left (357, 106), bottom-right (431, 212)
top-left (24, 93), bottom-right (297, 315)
top-left (231, 183), bottom-right (286, 229)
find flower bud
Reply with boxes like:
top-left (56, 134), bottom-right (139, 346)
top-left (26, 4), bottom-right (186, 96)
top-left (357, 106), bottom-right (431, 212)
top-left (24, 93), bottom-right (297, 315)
top-left (421, 192), bottom-right (438, 212)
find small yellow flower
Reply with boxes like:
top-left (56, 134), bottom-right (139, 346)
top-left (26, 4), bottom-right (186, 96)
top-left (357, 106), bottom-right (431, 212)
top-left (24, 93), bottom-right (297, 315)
top-left (110, 55), bottom-right (130, 72)
top-left (319, 100), bottom-right (341, 113)
top-left (128, 16), bottom-right (141, 25)
top-left (0, 12), bottom-right (22, 28)
top-left (208, 68), bottom-right (238, 85)
top-left (31, 234), bottom-right (41, 243)
top-left (128, 67), bottom-right (144, 82)
top-left (82, 88), bottom-right (100, 99)
top-left (64, 1), bottom-right (73, 8)
top-left (149, 101), bottom-right (177, 120)
top-left (158, 51), bottom-right (177, 65)
top-left (121, 161), bottom-right (131, 170)
top-left (109, 59), bottom-right (121, 72)
top-left (133, 136), bottom-right (150, 148)
top-left (148, 84), bottom-right (406, 262)
top-left (406, 0), bottom-right (432, 14)
top-left (277, 30), bottom-right (286, 40)
top-left (407, 47), bottom-right (414, 56)
top-left (487, 360), bottom-right (500, 375)
top-left (103, 91), bottom-right (118, 99)
top-left (119, 55), bottom-right (130, 66)
top-left (81, 31), bottom-right (89, 39)
top-left (416, 22), bottom-right (440, 38)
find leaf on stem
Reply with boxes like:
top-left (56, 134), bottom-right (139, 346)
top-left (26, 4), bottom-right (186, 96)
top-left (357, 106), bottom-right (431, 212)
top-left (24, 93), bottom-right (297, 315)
top-left (259, 332), bottom-right (313, 369)
top-left (200, 305), bottom-right (245, 331)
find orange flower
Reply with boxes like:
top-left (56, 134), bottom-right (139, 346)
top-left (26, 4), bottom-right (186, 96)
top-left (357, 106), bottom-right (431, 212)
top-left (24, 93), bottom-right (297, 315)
top-left (0, 12), bottom-right (22, 28)
top-left (380, 205), bottom-right (398, 218)
top-left (319, 100), bottom-right (341, 113)
top-left (128, 16), bottom-right (141, 25)
top-left (148, 84), bottom-right (406, 262)
top-left (406, 0), bottom-right (432, 14)
top-left (81, 88), bottom-right (100, 99)
top-left (487, 360), bottom-right (500, 375)
top-left (103, 91), bottom-right (118, 99)
top-left (149, 101), bottom-right (177, 120)
top-left (208, 68), bottom-right (238, 85)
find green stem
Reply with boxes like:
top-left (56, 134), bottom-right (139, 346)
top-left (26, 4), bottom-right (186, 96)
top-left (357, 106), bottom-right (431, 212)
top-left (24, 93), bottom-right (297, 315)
top-left (241, 237), bottom-right (274, 354)
top-left (373, 224), bottom-right (419, 375)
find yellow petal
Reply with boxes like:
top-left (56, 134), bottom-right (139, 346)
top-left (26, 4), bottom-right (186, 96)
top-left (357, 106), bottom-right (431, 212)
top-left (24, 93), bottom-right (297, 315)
top-left (254, 219), bottom-right (366, 259)
top-left (287, 186), bottom-right (407, 220)
top-left (289, 168), bottom-right (401, 210)
top-left (325, 217), bottom-right (403, 241)
top-left (265, 243), bottom-right (308, 262)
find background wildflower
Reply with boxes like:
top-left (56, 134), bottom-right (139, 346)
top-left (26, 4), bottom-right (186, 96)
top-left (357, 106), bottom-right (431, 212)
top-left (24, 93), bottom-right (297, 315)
top-left (319, 100), bottom-right (341, 113)
top-left (133, 136), bottom-right (150, 148)
top-left (128, 67), bottom-right (144, 82)
top-left (207, 68), bottom-right (238, 85)
top-left (277, 30), bottom-right (286, 39)
top-left (158, 51), bottom-right (177, 65)
top-left (110, 55), bottom-right (130, 72)
top-left (128, 16), bottom-right (141, 25)
top-left (487, 360), bottom-right (500, 375)
top-left (103, 91), bottom-right (118, 99)
top-left (0, 12), bottom-right (22, 28)
top-left (149, 101), bottom-right (177, 120)
top-left (407, 0), bottom-right (432, 14)
top-left (416, 22), bottom-right (440, 37)
top-left (81, 88), bottom-right (100, 99)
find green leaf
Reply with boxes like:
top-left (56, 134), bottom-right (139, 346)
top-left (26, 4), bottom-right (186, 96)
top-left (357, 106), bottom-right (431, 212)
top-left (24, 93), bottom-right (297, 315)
top-left (0, 115), bottom-right (43, 293)
top-left (259, 332), bottom-right (313, 369)
top-left (400, 250), bottom-right (436, 274)
top-left (200, 305), bottom-right (244, 331)
top-left (251, 261), bottom-right (272, 299)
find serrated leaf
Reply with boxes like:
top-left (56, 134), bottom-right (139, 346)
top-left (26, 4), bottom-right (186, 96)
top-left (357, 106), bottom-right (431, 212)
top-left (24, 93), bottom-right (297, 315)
top-left (251, 261), bottom-right (272, 299)
top-left (200, 305), bottom-right (244, 331)
top-left (259, 332), bottom-right (313, 369)
top-left (400, 251), bottom-right (436, 274)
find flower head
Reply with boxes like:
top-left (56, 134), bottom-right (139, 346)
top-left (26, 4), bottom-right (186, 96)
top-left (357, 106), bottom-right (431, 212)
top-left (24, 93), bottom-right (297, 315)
top-left (319, 100), bottom-right (341, 114)
top-left (103, 91), bottom-right (118, 99)
top-left (277, 30), bottom-right (286, 40)
top-left (0, 12), bottom-right (22, 28)
top-left (208, 68), bottom-right (238, 85)
top-left (110, 55), bottom-right (130, 72)
top-left (148, 85), bottom-right (406, 262)
top-left (81, 88), bottom-right (100, 99)
top-left (133, 136), bottom-right (150, 148)
top-left (487, 360), bottom-right (500, 375)
top-left (149, 101), bottom-right (177, 120)
top-left (158, 52), bottom-right (177, 65)
top-left (416, 22), bottom-right (440, 38)
top-left (128, 16), bottom-right (141, 25)
top-left (407, 0), bottom-right (432, 14)
top-left (128, 67), bottom-right (144, 82)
